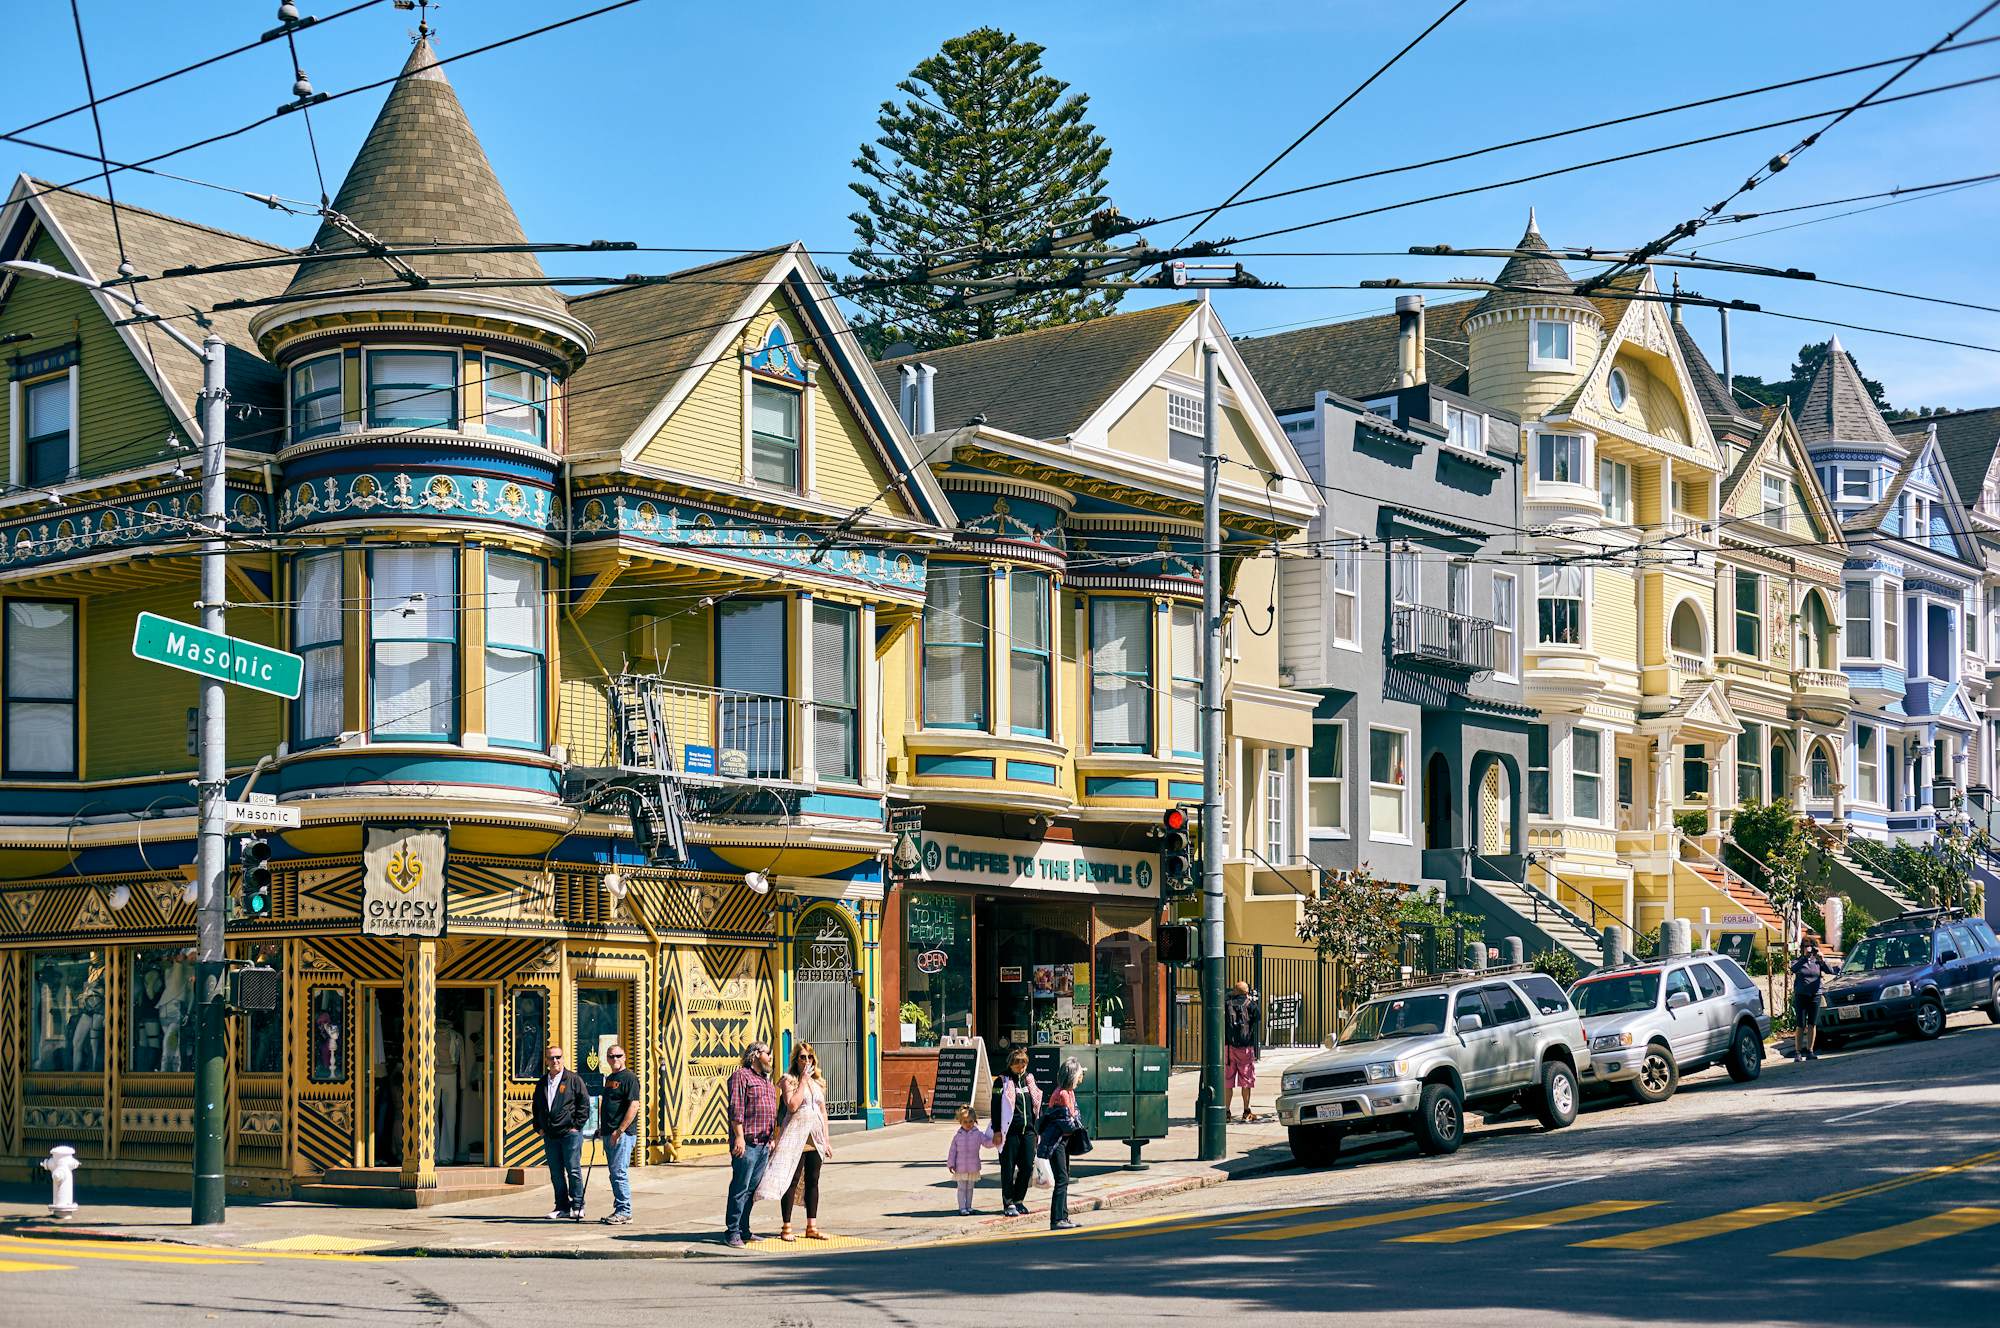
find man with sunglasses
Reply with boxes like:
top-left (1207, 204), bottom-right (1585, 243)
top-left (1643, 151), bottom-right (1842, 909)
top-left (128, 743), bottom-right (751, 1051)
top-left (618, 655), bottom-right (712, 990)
top-left (598, 1044), bottom-right (641, 1224)
top-left (531, 1046), bottom-right (590, 1220)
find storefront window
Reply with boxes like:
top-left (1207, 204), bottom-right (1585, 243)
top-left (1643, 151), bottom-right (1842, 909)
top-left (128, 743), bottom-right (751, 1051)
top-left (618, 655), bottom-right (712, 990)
top-left (239, 942), bottom-right (283, 1074)
top-left (30, 950), bottom-right (104, 1072)
top-left (902, 892), bottom-right (971, 1047)
top-left (993, 901), bottom-right (1091, 1053)
top-left (309, 988), bottom-right (347, 1083)
top-left (1093, 906), bottom-right (1157, 1046)
top-left (510, 988), bottom-right (548, 1079)
top-left (129, 945), bottom-right (198, 1072)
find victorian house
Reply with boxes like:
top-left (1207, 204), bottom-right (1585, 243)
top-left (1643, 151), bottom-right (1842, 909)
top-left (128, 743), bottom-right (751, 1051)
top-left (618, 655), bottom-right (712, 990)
top-left (0, 40), bottom-right (955, 1199)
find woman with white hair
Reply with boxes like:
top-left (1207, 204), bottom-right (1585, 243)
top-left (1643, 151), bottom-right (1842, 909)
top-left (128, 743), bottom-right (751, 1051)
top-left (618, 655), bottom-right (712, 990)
top-left (1036, 1056), bottom-right (1088, 1230)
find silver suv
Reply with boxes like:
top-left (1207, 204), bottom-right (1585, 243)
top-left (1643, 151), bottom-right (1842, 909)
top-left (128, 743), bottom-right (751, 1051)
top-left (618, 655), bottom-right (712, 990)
top-left (1568, 951), bottom-right (1769, 1103)
top-left (1275, 968), bottom-right (1590, 1166)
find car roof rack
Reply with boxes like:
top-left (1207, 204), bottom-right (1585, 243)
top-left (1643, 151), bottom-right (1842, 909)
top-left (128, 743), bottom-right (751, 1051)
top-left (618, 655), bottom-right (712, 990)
top-left (1867, 906), bottom-right (1966, 932)
top-left (1576, 950), bottom-right (1711, 980)
top-left (1371, 962), bottom-right (1536, 996)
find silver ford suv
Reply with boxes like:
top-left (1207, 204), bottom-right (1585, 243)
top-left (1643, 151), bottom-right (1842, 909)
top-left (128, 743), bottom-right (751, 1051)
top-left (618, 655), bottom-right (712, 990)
top-left (1275, 967), bottom-right (1590, 1166)
top-left (1568, 951), bottom-right (1769, 1103)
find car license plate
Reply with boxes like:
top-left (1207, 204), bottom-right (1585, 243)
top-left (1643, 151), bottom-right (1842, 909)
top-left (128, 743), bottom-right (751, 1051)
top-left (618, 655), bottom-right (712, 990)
top-left (1838, 1006), bottom-right (1860, 1021)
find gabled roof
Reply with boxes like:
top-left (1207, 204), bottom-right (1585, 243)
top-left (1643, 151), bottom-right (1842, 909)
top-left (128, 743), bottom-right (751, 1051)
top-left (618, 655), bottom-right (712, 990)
top-left (1843, 422), bottom-right (1983, 567)
top-left (281, 39), bottom-right (565, 318)
top-left (1470, 210), bottom-right (1598, 319)
top-left (2, 177), bottom-right (293, 443)
top-left (1796, 335), bottom-right (1897, 446)
top-left (1232, 299), bottom-right (1475, 413)
top-left (873, 302), bottom-right (1197, 442)
top-left (1719, 404), bottom-right (1842, 550)
top-left (1669, 312), bottom-right (1748, 425)
top-left (1890, 405), bottom-right (2000, 506)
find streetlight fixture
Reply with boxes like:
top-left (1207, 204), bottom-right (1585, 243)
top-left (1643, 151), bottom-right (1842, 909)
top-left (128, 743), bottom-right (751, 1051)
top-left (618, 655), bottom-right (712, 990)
top-left (3, 258), bottom-right (233, 1225)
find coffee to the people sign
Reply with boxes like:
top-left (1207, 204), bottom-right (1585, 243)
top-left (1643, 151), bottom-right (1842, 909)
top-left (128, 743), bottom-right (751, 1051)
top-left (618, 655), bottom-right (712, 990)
top-left (362, 825), bottom-right (448, 937)
top-left (915, 831), bottom-right (1156, 899)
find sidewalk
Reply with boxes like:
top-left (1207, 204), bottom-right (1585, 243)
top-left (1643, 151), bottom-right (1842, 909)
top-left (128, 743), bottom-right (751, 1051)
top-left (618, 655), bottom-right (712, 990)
top-left (0, 1049), bottom-right (1320, 1259)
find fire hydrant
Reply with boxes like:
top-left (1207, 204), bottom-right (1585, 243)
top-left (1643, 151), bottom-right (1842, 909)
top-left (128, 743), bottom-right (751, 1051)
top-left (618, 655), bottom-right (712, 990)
top-left (41, 1145), bottom-right (79, 1219)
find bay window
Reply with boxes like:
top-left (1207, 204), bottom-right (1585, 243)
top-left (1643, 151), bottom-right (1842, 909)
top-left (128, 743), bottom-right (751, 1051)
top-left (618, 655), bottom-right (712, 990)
top-left (1599, 458), bottom-right (1631, 522)
top-left (290, 354), bottom-right (342, 442)
top-left (24, 377), bottom-right (72, 487)
top-left (717, 599), bottom-right (787, 779)
top-left (1855, 725), bottom-right (1880, 804)
top-left (1537, 565), bottom-right (1583, 646)
top-left (811, 601), bottom-right (859, 782)
top-left (1844, 581), bottom-right (1873, 659)
top-left (1737, 723), bottom-right (1764, 804)
top-left (922, 565), bottom-right (987, 729)
top-left (1573, 728), bottom-right (1603, 822)
top-left (485, 359), bottom-right (549, 445)
top-left (1264, 750), bottom-right (1296, 863)
top-left (484, 554), bottom-right (545, 749)
top-left (1884, 582), bottom-right (1901, 664)
top-left (750, 381), bottom-right (801, 490)
top-left (3, 599), bottom-right (76, 776)
top-left (293, 554), bottom-right (344, 745)
top-left (1309, 718), bottom-right (1346, 836)
top-left (1090, 598), bottom-right (1151, 752)
top-left (1170, 602), bottom-right (1201, 756)
top-left (1530, 319), bottom-right (1573, 369)
top-left (1535, 432), bottom-right (1583, 485)
top-left (1008, 571), bottom-right (1051, 737)
top-left (367, 350), bottom-right (457, 430)
top-left (1734, 570), bottom-right (1761, 657)
top-left (369, 549), bottom-right (456, 739)
top-left (1369, 727), bottom-right (1408, 839)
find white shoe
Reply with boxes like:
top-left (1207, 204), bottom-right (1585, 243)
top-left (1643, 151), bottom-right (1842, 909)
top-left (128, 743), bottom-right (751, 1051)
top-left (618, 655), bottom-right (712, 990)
top-left (547, 1208), bottom-right (567, 1220)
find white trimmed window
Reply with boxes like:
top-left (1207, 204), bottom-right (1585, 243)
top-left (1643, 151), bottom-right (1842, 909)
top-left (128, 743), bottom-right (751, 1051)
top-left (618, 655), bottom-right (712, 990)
top-left (1392, 550), bottom-right (1420, 607)
top-left (1884, 582), bottom-right (1902, 665)
top-left (1264, 749), bottom-right (1296, 863)
top-left (750, 381), bottom-right (801, 490)
top-left (1167, 391), bottom-right (1204, 467)
top-left (1607, 367), bottom-right (1630, 411)
top-left (1761, 472), bottom-right (1787, 527)
top-left (1839, 468), bottom-right (1873, 501)
top-left (1537, 565), bottom-right (1583, 646)
top-left (369, 549), bottom-right (457, 740)
top-left (1443, 402), bottom-right (1484, 453)
top-left (1530, 319), bottom-right (1573, 369)
top-left (1169, 602), bottom-right (1201, 756)
top-left (3, 599), bottom-right (76, 776)
top-left (1535, 432), bottom-right (1584, 485)
top-left (1844, 581), bottom-right (1874, 659)
top-left (922, 564), bottom-right (987, 730)
top-left (293, 554), bottom-right (344, 745)
top-left (485, 359), bottom-right (549, 446)
top-left (1368, 727), bottom-right (1409, 840)
top-left (1734, 571), bottom-right (1762, 658)
top-left (23, 376), bottom-right (73, 487)
top-left (1309, 718), bottom-right (1346, 837)
top-left (1599, 457), bottom-right (1631, 522)
top-left (1737, 722), bottom-right (1763, 804)
top-left (1008, 571), bottom-right (1051, 737)
top-left (1090, 597), bottom-right (1151, 752)
top-left (1855, 724), bottom-right (1880, 804)
top-left (1330, 532), bottom-right (1360, 648)
top-left (1493, 573), bottom-right (1517, 678)
top-left (1572, 727), bottom-right (1603, 823)
top-left (484, 554), bottom-right (545, 749)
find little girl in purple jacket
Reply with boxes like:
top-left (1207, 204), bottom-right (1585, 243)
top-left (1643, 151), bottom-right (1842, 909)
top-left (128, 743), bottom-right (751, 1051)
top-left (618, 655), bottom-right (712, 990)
top-left (945, 1104), bottom-right (991, 1215)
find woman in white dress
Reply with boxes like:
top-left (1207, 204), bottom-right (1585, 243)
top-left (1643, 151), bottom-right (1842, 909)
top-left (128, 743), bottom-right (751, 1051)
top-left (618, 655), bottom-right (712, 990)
top-left (755, 1041), bottom-right (833, 1240)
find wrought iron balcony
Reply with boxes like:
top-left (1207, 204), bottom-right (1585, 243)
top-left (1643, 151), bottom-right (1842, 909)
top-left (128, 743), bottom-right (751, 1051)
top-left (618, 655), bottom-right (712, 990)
top-left (1391, 603), bottom-right (1494, 673)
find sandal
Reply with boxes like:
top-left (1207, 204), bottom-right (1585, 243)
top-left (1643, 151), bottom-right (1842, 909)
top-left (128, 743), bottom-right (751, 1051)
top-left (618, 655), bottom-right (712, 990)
top-left (803, 1226), bottom-right (828, 1240)
top-left (779, 1223), bottom-right (795, 1242)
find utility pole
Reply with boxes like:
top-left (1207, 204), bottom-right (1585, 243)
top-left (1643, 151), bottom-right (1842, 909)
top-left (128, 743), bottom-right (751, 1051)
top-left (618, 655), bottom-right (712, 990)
top-left (1198, 295), bottom-right (1227, 1163)
top-left (192, 333), bottom-right (230, 1225)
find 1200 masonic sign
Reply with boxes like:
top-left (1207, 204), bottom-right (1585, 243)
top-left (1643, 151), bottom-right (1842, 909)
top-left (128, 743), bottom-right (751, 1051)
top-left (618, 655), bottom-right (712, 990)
top-left (131, 611), bottom-right (304, 700)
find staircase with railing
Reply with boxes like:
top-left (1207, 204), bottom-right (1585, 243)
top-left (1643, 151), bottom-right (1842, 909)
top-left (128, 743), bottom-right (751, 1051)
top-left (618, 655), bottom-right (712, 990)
top-left (1673, 831), bottom-right (1784, 937)
top-left (1801, 821), bottom-right (1918, 921)
top-left (1463, 853), bottom-right (1610, 971)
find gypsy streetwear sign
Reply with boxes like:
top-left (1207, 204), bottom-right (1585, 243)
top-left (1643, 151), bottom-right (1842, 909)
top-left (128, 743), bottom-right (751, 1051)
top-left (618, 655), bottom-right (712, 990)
top-left (362, 825), bottom-right (447, 937)
top-left (915, 831), bottom-right (1156, 898)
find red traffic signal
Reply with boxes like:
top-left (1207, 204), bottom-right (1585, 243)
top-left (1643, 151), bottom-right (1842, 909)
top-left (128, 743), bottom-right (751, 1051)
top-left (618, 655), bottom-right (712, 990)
top-left (1162, 806), bottom-right (1188, 832)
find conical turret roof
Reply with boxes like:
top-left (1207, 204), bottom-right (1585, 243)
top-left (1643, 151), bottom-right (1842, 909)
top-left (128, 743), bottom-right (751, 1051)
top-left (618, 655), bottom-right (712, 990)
top-left (281, 39), bottom-right (566, 318)
top-left (1471, 209), bottom-right (1598, 319)
top-left (1795, 335), bottom-right (1896, 446)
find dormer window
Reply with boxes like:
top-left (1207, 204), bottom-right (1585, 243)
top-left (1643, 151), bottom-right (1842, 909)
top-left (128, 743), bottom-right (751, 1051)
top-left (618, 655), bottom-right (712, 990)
top-left (290, 353), bottom-right (343, 442)
top-left (1530, 319), bottom-right (1573, 370)
top-left (1442, 402), bottom-right (1484, 453)
top-left (485, 359), bottom-right (548, 445)
top-left (750, 381), bottom-right (801, 490)
top-left (1760, 472), bottom-right (1787, 528)
top-left (367, 350), bottom-right (457, 431)
top-left (1838, 468), bottom-right (1873, 502)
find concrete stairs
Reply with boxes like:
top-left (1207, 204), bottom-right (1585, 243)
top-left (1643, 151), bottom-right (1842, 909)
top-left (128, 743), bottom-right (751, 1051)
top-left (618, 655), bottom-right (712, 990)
top-left (1465, 875), bottom-right (1603, 971)
top-left (295, 1165), bottom-right (528, 1209)
top-left (1818, 844), bottom-right (1919, 922)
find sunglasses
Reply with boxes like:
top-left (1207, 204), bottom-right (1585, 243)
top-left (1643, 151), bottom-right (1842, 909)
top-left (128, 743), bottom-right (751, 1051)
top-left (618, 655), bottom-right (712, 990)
top-left (607, 1052), bottom-right (625, 1060)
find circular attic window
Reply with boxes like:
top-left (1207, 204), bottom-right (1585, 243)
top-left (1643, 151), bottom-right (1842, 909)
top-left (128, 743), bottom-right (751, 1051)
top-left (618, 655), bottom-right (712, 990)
top-left (1608, 368), bottom-right (1630, 411)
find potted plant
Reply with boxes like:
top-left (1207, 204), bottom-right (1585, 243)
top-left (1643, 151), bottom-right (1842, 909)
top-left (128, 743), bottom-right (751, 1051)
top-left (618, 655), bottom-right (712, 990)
top-left (898, 1001), bottom-right (932, 1045)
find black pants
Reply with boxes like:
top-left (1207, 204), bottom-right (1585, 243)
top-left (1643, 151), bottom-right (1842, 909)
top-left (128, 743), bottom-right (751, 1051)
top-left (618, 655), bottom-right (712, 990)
top-left (999, 1129), bottom-right (1032, 1205)
top-left (1048, 1145), bottom-right (1070, 1227)
top-left (780, 1149), bottom-right (821, 1223)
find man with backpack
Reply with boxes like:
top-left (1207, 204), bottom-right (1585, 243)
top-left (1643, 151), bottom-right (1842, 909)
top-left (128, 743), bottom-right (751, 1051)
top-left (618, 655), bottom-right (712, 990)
top-left (1224, 981), bottom-right (1264, 1123)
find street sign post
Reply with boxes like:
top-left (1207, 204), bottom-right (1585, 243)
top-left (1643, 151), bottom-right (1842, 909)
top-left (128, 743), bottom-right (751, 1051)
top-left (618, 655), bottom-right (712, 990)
top-left (218, 801), bottom-right (301, 831)
top-left (131, 611), bottom-right (303, 700)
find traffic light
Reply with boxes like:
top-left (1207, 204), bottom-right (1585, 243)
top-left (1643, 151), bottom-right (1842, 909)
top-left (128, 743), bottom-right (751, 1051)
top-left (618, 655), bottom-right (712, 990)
top-left (238, 832), bottom-right (273, 920)
top-left (1158, 922), bottom-right (1198, 966)
top-left (1160, 805), bottom-right (1198, 896)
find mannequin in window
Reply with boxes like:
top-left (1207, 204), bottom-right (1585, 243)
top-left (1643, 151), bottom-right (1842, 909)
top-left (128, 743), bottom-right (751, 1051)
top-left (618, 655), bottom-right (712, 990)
top-left (157, 961), bottom-right (191, 1072)
top-left (133, 966), bottom-right (165, 1072)
top-left (435, 1015), bottom-right (464, 1163)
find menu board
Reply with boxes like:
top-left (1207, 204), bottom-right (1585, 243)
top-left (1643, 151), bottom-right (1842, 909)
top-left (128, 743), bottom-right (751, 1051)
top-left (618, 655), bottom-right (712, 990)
top-left (929, 1036), bottom-right (990, 1118)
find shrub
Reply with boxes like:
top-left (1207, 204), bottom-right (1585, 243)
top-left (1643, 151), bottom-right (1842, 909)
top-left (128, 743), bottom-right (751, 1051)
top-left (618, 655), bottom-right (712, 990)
top-left (1675, 809), bottom-right (1710, 837)
top-left (1530, 949), bottom-right (1579, 986)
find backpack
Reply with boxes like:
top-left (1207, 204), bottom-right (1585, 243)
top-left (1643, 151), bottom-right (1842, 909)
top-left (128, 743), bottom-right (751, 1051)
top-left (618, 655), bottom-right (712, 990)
top-left (1226, 997), bottom-right (1254, 1046)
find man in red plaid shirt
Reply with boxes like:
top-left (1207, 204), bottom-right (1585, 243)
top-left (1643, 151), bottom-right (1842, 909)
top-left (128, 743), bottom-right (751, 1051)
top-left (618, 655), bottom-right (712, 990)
top-left (723, 1041), bottom-right (775, 1247)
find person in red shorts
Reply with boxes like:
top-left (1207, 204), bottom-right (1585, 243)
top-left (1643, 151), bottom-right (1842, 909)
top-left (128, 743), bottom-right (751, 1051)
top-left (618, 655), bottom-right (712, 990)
top-left (1224, 981), bottom-right (1264, 1122)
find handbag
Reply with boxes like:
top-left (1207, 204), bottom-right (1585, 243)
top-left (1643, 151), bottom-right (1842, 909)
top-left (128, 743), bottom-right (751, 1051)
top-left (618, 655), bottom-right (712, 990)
top-left (1068, 1123), bottom-right (1094, 1157)
top-left (1032, 1155), bottom-right (1055, 1189)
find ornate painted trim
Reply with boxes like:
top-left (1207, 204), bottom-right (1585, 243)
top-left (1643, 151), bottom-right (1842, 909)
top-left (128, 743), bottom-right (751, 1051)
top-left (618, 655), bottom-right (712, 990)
top-left (278, 468), bottom-right (559, 533)
top-left (0, 482), bottom-right (267, 572)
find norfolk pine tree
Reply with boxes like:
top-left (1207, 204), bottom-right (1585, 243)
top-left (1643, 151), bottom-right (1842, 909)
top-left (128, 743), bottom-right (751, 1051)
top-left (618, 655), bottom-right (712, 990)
top-left (846, 27), bottom-right (1122, 352)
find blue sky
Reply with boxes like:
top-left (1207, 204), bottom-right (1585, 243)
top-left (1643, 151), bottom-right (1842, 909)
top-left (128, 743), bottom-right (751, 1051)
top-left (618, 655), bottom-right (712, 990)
top-left (5, 1), bottom-right (1998, 408)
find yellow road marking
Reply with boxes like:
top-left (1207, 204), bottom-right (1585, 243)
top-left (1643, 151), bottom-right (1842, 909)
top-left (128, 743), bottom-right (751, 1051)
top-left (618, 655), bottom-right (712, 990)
top-left (245, 1234), bottom-right (388, 1253)
top-left (1224, 1201), bottom-right (1496, 1242)
top-left (1575, 1202), bottom-right (1822, 1251)
top-left (0, 1258), bottom-right (74, 1273)
top-left (1819, 1147), bottom-right (2000, 1205)
top-left (1394, 1200), bottom-right (1659, 1244)
top-left (1774, 1207), bottom-right (2000, 1261)
top-left (0, 1235), bottom-right (392, 1263)
top-left (1079, 1205), bottom-right (1335, 1242)
top-left (0, 1242), bottom-right (252, 1266)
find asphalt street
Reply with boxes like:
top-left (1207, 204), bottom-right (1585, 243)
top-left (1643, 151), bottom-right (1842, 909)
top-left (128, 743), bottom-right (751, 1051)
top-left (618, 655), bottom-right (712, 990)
top-left (6, 1013), bottom-right (1997, 1326)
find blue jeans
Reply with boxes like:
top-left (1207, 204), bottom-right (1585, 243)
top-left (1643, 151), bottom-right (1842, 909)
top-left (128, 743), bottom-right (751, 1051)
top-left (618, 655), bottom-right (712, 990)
top-left (725, 1141), bottom-right (769, 1239)
top-left (543, 1129), bottom-right (583, 1213)
top-left (605, 1131), bottom-right (635, 1217)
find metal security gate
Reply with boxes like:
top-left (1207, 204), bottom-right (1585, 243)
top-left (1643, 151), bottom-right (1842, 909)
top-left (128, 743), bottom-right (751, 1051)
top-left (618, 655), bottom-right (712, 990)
top-left (795, 912), bottom-right (860, 1118)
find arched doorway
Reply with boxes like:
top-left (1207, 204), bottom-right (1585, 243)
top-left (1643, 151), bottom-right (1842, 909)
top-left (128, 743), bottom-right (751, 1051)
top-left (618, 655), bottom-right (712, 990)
top-left (1476, 758), bottom-right (1514, 855)
top-left (1424, 751), bottom-right (1454, 849)
top-left (794, 907), bottom-right (861, 1119)
top-left (1809, 741), bottom-right (1836, 801)
top-left (1769, 737), bottom-right (1792, 805)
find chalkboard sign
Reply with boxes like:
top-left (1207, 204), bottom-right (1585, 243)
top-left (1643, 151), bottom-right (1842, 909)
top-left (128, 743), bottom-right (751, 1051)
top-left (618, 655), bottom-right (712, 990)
top-left (929, 1035), bottom-right (989, 1118)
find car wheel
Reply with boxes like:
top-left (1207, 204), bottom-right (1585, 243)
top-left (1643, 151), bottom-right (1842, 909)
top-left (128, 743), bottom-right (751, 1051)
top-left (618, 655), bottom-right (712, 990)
top-left (1912, 995), bottom-right (1945, 1040)
top-left (1985, 980), bottom-right (2000, 1025)
top-left (1534, 1060), bottom-right (1579, 1130)
top-left (1414, 1082), bottom-right (1463, 1155)
top-left (1287, 1124), bottom-right (1342, 1168)
top-left (1627, 1044), bottom-right (1679, 1105)
top-left (1725, 1024), bottom-right (1763, 1082)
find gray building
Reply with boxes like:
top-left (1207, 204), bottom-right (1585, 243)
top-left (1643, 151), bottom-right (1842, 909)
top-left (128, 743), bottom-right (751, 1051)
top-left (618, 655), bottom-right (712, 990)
top-left (1239, 297), bottom-right (1574, 962)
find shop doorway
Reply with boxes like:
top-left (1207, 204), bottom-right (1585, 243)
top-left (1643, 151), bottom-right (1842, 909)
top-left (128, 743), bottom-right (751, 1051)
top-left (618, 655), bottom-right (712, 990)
top-left (1424, 751), bottom-right (1453, 849)
top-left (434, 986), bottom-right (493, 1166)
top-left (794, 910), bottom-right (861, 1119)
top-left (984, 899), bottom-right (1091, 1058)
top-left (363, 985), bottom-right (403, 1168)
top-left (575, 983), bottom-right (626, 1163)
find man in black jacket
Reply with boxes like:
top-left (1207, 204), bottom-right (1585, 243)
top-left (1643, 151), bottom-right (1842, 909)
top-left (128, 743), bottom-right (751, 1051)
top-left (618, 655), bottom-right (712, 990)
top-left (532, 1045), bottom-right (591, 1219)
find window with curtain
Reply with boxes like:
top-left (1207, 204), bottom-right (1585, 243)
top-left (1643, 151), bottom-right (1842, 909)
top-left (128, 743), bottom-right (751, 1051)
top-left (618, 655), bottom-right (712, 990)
top-left (1573, 728), bottom-right (1603, 822)
top-left (25, 378), bottom-right (70, 487)
top-left (1309, 719), bottom-right (1345, 836)
top-left (750, 381), bottom-right (801, 489)
top-left (1369, 728), bottom-right (1407, 838)
top-left (1528, 725), bottom-right (1550, 815)
top-left (717, 599), bottom-right (787, 779)
top-left (485, 359), bottom-right (549, 445)
top-left (1598, 458), bottom-right (1631, 522)
top-left (369, 549), bottom-right (456, 739)
top-left (1493, 574), bottom-right (1517, 676)
top-left (1735, 570), bottom-right (1761, 657)
top-left (293, 554), bottom-right (344, 745)
top-left (1331, 533), bottom-right (1359, 646)
top-left (811, 601), bottom-right (858, 782)
top-left (922, 565), bottom-right (986, 729)
top-left (1844, 582), bottom-right (1874, 659)
top-left (1855, 726), bottom-right (1879, 803)
top-left (290, 354), bottom-right (342, 442)
top-left (1737, 723), bottom-right (1763, 804)
top-left (1535, 433), bottom-right (1583, 484)
top-left (4, 600), bottom-right (76, 776)
top-left (485, 554), bottom-right (544, 748)
top-left (1008, 571), bottom-right (1050, 737)
top-left (366, 350), bottom-right (457, 430)
top-left (1392, 550), bottom-right (1420, 607)
top-left (1090, 598), bottom-right (1151, 752)
top-left (1538, 565), bottom-right (1583, 645)
top-left (1170, 602), bottom-right (1201, 756)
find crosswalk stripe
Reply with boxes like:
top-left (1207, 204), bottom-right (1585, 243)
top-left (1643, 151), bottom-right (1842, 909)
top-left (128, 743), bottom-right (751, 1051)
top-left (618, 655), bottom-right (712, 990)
top-left (1224, 1201), bottom-right (1496, 1242)
top-left (0, 1258), bottom-right (74, 1273)
top-left (1393, 1200), bottom-right (1658, 1245)
top-left (1078, 1204), bottom-right (1333, 1242)
top-left (1573, 1202), bottom-right (1822, 1251)
top-left (0, 1239), bottom-right (255, 1266)
top-left (1773, 1206), bottom-right (2000, 1261)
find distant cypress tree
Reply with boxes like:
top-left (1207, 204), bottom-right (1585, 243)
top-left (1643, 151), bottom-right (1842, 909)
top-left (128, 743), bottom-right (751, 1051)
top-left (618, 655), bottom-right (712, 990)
top-left (1732, 340), bottom-right (1894, 417)
top-left (846, 27), bottom-right (1120, 352)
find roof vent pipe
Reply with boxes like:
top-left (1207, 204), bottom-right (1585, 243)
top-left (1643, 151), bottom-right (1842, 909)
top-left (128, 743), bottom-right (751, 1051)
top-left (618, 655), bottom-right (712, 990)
top-left (898, 364), bottom-right (919, 432)
top-left (917, 362), bottom-right (937, 434)
top-left (1395, 294), bottom-right (1426, 389)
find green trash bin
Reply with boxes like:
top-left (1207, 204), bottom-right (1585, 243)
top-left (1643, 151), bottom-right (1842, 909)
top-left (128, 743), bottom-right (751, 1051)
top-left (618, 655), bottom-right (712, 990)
top-left (1093, 1045), bottom-right (1135, 1096)
top-left (1132, 1044), bottom-right (1170, 1094)
top-left (1132, 1092), bottom-right (1170, 1140)
top-left (1094, 1094), bottom-right (1137, 1141)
